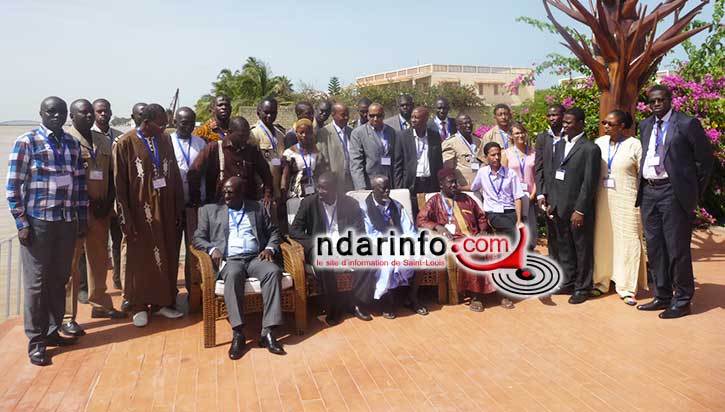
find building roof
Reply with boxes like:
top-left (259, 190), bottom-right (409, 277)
top-left (356, 63), bottom-right (533, 85)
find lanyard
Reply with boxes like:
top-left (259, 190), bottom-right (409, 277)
top-left (655, 120), bottom-right (668, 152)
top-left (228, 208), bottom-right (246, 234)
top-left (257, 121), bottom-right (277, 151)
top-left (488, 167), bottom-right (506, 198)
top-left (39, 128), bottom-right (68, 167)
top-left (175, 135), bottom-right (192, 167)
top-left (513, 146), bottom-right (528, 182)
top-left (136, 128), bottom-right (161, 170)
top-left (499, 129), bottom-right (510, 149)
top-left (607, 139), bottom-right (622, 174)
top-left (380, 202), bottom-right (392, 222)
top-left (439, 193), bottom-right (454, 223)
top-left (297, 144), bottom-right (314, 178)
top-left (416, 137), bottom-right (427, 159)
top-left (323, 203), bottom-right (337, 231)
top-left (458, 133), bottom-right (477, 157)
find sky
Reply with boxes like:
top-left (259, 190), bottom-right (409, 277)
top-left (0, 0), bottom-right (715, 121)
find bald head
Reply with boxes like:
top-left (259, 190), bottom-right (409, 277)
top-left (175, 107), bottom-right (197, 138)
top-left (228, 116), bottom-right (251, 148)
top-left (371, 175), bottom-right (391, 203)
top-left (411, 106), bottom-right (429, 133)
top-left (317, 171), bottom-right (338, 204)
top-left (455, 113), bottom-right (473, 137)
top-left (435, 97), bottom-right (450, 121)
top-left (223, 176), bottom-right (244, 208)
top-left (39, 96), bottom-right (68, 134)
top-left (131, 102), bottom-right (147, 127)
top-left (70, 99), bottom-right (95, 133)
top-left (331, 103), bottom-right (349, 128)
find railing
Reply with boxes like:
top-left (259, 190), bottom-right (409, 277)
top-left (0, 234), bottom-right (22, 321)
top-left (356, 63), bottom-right (533, 84)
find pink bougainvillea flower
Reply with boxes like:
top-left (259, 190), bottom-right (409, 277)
top-left (474, 124), bottom-right (493, 138)
top-left (562, 96), bottom-right (575, 109)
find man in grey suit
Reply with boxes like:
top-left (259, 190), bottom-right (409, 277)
top-left (349, 103), bottom-right (398, 190)
top-left (384, 94), bottom-right (414, 141)
top-left (193, 176), bottom-right (285, 359)
top-left (317, 103), bottom-right (354, 192)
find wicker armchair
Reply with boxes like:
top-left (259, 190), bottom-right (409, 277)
top-left (189, 242), bottom-right (306, 348)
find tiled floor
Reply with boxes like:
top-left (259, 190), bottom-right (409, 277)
top-left (1, 228), bottom-right (724, 411)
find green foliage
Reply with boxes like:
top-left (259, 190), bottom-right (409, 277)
top-left (674, 0), bottom-right (724, 80)
top-left (328, 77), bottom-right (342, 96)
top-left (335, 82), bottom-right (484, 114)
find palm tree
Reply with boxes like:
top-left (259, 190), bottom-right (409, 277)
top-left (240, 57), bottom-right (279, 101)
top-left (273, 75), bottom-right (294, 98)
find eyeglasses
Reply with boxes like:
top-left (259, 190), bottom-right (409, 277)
top-left (600, 121), bottom-right (621, 127)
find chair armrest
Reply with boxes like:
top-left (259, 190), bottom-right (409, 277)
top-left (189, 246), bottom-right (216, 296)
top-left (281, 237), bottom-right (307, 293)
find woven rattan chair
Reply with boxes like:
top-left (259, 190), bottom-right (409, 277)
top-left (189, 242), bottom-right (306, 348)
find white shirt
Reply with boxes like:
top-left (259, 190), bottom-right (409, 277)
top-left (548, 127), bottom-right (562, 153)
top-left (414, 129), bottom-right (430, 177)
top-left (227, 206), bottom-right (259, 257)
top-left (171, 133), bottom-right (207, 204)
top-left (563, 132), bottom-right (584, 158)
top-left (398, 114), bottom-right (410, 130)
top-left (322, 200), bottom-right (338, 236)
top-left (643, 109), bottom-right (672, 179)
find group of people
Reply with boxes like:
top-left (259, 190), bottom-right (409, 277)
top-left (6, 83), bottom-right (713, 365)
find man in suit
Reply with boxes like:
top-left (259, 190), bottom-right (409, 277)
top-left (351, 97), bottom-right (372, 129)
top-left (193, 176), bottom-right (285, 359)
top-left (535, 104), bottom-right (565, 262)
top-left (349, 103), bottom-right (398, 190)
top-left (317, 103), bottom-right (354, 192)
top-left (289, 172), bottom-right (376, 324)
top-left (394, 106), bottom-right (443, 217)
top-left (384, 94), bottom-right (414, 140)
top-left (544, 107), bottom-right (601, 304)
top-left (428, 97), bottom-right (457, 140)
top-left (635, 85), bottom-right (714, 319)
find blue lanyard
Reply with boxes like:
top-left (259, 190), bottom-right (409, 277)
top-left (513, 146), bottom-right (528, 182)
top-left (488, 167), bottom-right (506, 198)
top-left (607, 139), bottom-right (622, 174)
top-left (297, 144), bottom-right (313, 178)
top-left (175, 135), bottom-right (192, 167)
top-left (228, 208), bottom-right (246, 234)
top-left (136, 128), bottom-right (161, 170)
top-left (655, 121), bottom-right (668, 152)
top-left (258, 121), bottom-right (277, 151)
top-left (39, 128), bottom-right (67, 167)
top-left (381, 202), bottom-right (393, 223)
top-left (499, 129), bottom-right (509, 149)
top-left (416, 137), bottom-right (427, 159)
top-left (439, 193), bottom-right (454, 223)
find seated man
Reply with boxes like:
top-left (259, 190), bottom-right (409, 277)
top-left (193, 176), bottom-right (285, 360)
top-left (417, 168), bottom-right (513, 311)
top-left (360, 175), bottom-right (428, 318)
top-left (289, 172), bottom-right (376, 324)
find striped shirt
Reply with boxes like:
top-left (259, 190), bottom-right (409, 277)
top-left (5, 125), bottom-right (88, 230)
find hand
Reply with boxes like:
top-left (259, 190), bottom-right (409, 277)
top-left (570, 212), bottom-right (584, 229)
top-left (546, 205), bottom-right (554, 220)
top-left (211, 249), bottom-right (223, 269)
top-left (516, 220), bottom-right (525, 229)
top-left (258, 249), bottom-right (274, 262)
top-left (436, 225), bottom-right (454, 240)
top-left (537, 197), bottom-right (547, 211)
top-left (263, 192), bottom-right (273, 209)
top-left (18, 227), bottom-right (31, 247)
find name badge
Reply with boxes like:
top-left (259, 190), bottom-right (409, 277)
top-left (271, 158), bottom-right (281, 166)
top-left (381, 156), bottom-right (391, 166)
top-left (53, 174), bottom-right (72, 187)
top-left (603, 177), bottom-right (616, 189)
top-left (89, 170), bottom-right (104, 180)
top-left (153, 177), bottom-right (167, 189)
top-left (646, 156), bottom-right (660, 166)
top-left (471, 161), bottom-right (480, 171)
top-left (444, 223), bottom-right (456, 234)
top-left (555, 169), bottom-right (566, 181)
top-left (304, 184), bottom-right (315, 195)
top-left (491, 203), bottom-right (504, 213)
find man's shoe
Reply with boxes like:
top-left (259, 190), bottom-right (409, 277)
top-left (324, 315), bottom-right (341, 326)
top-left (659, 305), bottom-right (691, 319)
top-left (568, 293), bottom-right (588, 305)
top-left (120, 299), bottom-right (131, 312)
top-left (258, 332), bottom-right (285, 355)
top-left (382, 311), bottom-right (396, 319)
top-left (637, 298), bottom-right (671, 311)
top-left (77, 290), bottom-right (89, 304)
top-left (132, 311), bottom-right (149, 327)
top-left (91, 307), bottom-right (127, 319)
top-left (154, 306), bottom-right (184, 319)
top-left (60, 321), bottom-right (86, 337)
top-left (29, 349), bottom-right (51, 366)
top-left (46, 333), bottom-right (78, 347)
top-left (352, 305), bottom-right (372, 321)
top-left (229, 333), bottom-right (246, 360)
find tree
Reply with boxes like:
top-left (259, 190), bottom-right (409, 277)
top-left (328, 77), bottom-right (342, 95)
top-left (543, 0), bottom-right (711, 133)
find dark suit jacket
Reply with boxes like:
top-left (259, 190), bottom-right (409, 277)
top-left (192, 201), bottom-right (280, 258)
top-left (289, 194), bottom-right (365, 252)
top-left (427, 117), bottom-right (457, 139)
top-left (547, 136), bottom-right (601, 220)
top-left (394, 128), bottom-right (443, 192)
top-left (535, 131), bottom-right (558, 200)
top-left (635, 111), bottom-right (714, 212)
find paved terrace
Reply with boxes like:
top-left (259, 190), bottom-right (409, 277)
top-left (0, 229), bottom-right (723, 411)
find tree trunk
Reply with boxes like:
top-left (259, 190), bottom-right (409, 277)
top-left (597, 83), bottom-right (639, 137)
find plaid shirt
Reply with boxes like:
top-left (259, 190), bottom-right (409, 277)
top-left (5, 125), bottom-right (88, 230)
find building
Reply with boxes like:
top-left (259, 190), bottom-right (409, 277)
top-left (355, 64), bottom-right (535, 106)
top-left (558, 70), bottom-right (672, 86)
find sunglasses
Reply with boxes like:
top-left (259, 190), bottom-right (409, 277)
top-left (368, 113), bottom-right (384, 119)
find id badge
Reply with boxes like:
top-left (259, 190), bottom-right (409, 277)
top-left (271, 158), bottom-right (281, 166)
top-left (646, 156), bottom-right (660, 166)
top-left (471, 161), bottom-right (480, 171)
top-left (444, 223), bottom-right (456, 234)
top-left (153, 177), bottom-right (167, 189)
top-left (381, 156), bottom-right (391, 166)
top-left (54, 174), bottom-right (72, 187)
top-left (555, 169), bottom-right (565, 181)
top-left (304, 184), bottom-right (315, 195)
top-left (89, 169), bottom-right (104, 180)
top-left (603, 177), bottom-right (616, 189)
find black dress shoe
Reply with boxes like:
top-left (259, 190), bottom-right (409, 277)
top-left (60, 321), bottom-right (86, 337)
top-left (29, 349), bottom-right (51, 366)
top-left (120, 299), bottom-right (131, 312)
top-left (568, 293), bottom-right (588, 304)
top-left (77, 290), bottom-right (89, 304)
top-left (229, 333), bottom-right (246, 360)
top-left (91, 307), bottom-right (127, 319)
top-left (46, 333), bottom-right (78, 347)
top-left (636, 298), bottom-right (671, 311)
top-left (352, 305), bottom-right (372, 321)
top-left (324, 315), bottom-right (341, 326)
top-left (659, 305), bottom-right (691, 319)
top-left (258, 332), bottom-right (285, 355)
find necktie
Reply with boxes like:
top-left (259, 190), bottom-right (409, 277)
top-left (654, 120), bottom-right (665, 175)
top-left (440, 121), bottom-right (448, 140)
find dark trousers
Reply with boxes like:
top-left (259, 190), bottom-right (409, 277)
top-left (411, 176), bottom-right (436, 218)
top-left (78, 252), bottom-right (87, 293)
top-left (641, 182), bottom-right (694, 307)
top-left (543, 211), bottom-right (559, 262)
top-left (486, 210), bottom-right (517, 240)
top-left (554, 213), bottom-right (594, 294)
top-left (110, 215), bottom-right (122, 287)
top-left (20, 218), bottom-right (77, 355)
top-left (220, 253), bottom-right (283, 336)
